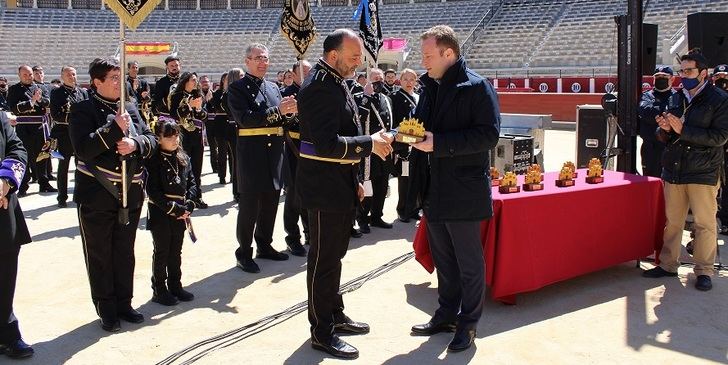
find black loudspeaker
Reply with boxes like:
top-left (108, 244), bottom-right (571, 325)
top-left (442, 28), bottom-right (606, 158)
top-left (576, 105), bottom-right (608, 168)
top-left (643, 23), bottom-right (658, 75)
top-left (688, 12), bottom-right (728, 67)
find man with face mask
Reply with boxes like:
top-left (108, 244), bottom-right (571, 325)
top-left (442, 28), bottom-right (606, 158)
top-left (713, 64), bottom-right (728, 92)
top-left (0, 77), bottom-right (9, 111)
top-left (354, 68), bottom-right (395, 232)
top-left (638, 66), bottom-right (683, 178)
top-left (643, 50), bottom-right (728, 292)
top-left (152, 56), bottom-right (181, 117)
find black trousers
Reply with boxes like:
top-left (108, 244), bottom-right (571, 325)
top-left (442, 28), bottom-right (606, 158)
top-left (77, 204), bottom-right (141, 319)
top-left (307, 209), bottom-right (354, 344)
top-left (54, 127), bottom-right (74, 203)
top-left (358, 175), bottom-right (388, 224)
top-left (235, 190), bottom-right (280, 260)
top-left (640, 141), bottom-right (664, 178)
top-left (216, 120), bottom-right (237, 197)
top-left (0, 246), bottom-right (21, 344)
top-left (182, 128), bottom-right (204, 199)
top-left (426, 220), bottom-right (485, 330)
top-left (396, 175), bottom-right (417, 218)
top-left (205, 120), bottom-right (218, 173)
top-left (16, 125), bottom-right (48, 191)
top-left (148, 205), bottom-right (186, 287)
top-left (283, 182), bottom-right (309, 245)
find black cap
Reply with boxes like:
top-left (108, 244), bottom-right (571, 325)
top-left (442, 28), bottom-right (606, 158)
top-left (164, 56), bottom-right (180, 65)
top-left (714, 64), bottom-right (728, 76)
top-left (653, 66), bottom-right (673, 76)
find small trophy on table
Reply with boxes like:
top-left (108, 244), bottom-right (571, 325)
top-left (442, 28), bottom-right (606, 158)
top-left (564, 161), bottom-right (577, 178)
top-left (490, 167), bottom-right (500, 187)
top-left (586, 158), bottom-right (604, 184)
top-left (499, 171), bottom-right (520, 193)
top-left (523, 164), bottom-right (544, 191)
top-left (556, 162), bottom-right (576, 187)
top-left (393, 118), bottom-right (426, 144)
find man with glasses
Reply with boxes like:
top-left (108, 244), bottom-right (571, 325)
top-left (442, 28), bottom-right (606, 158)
top-left (638, 66), bottom-right (682, 178)
top-left (643, 50), bottom-right (728, 292)
top-left (228, 43), bottom-right (297, 273)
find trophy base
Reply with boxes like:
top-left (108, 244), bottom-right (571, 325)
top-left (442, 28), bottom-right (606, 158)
top-left (395, 133), bottom-right (425, 144)
top-left (586, 176), bottom-right (604, 184)
top-left (499, 185), bottom-right (520, 194)
top-left (491, 179), bottom-right (501, 187)
top-left (523, 183), bottom-right (544, 191)
top-left (556, 179), bottom-right (575, 187)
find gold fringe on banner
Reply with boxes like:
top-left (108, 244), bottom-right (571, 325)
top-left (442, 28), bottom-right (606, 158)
top-left (104, 0), bottom-right (162, 30)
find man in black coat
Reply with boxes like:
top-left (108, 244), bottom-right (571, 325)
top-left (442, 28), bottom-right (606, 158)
top-left (389, 68), bottom-right (420, 222)
top-left (0, 77), bottom-right (8, 111)
top-left (297, 29), bottom-right (393, 359)
top-left (152, 56), bottom-right (181, 117)
top-left (70, 58), bottom-right (157, 332)
top-left (643, 51), bottom-right (728, 292)
top-left (127, 61), bottom-right (152, 124)
top-left (6, 65), bottom-right (56, 195)
top-left (408, 26), bottom-right (500, 352)
top-left (228, 43), bottom-right (296, 273)
top-left (281, 60), bottom-right (312, 256)
top-left (637, 66), bottom-right (683, 178)
top-left (0, 112), bottom-right (34, 359)
top-left (50, 65), bottom-right (88, 207)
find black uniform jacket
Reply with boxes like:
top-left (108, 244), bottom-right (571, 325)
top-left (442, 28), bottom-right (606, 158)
top-left (0, 113), bottom-right (31, 249)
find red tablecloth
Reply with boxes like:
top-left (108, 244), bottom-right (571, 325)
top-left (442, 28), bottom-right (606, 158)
top-left (413, 169), bottom-right (665, 304)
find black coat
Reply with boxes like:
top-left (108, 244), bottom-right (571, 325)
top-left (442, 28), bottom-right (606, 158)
top-left (228, 73), bottom-right (287, 193)
top-left (146, 149), bottom-right (198, 230)
top-left (355, 92), bottom-right (394, 179)
top-left (657, 84), bottom-right (728, 185)
top-left (0, 113), bottom-right (31, 250)
top-left (409, 58), bottom-right (501, 223)
top-left (638, 88), bottom-right (683, 142)
top-left (390, 88), bottom-right (418, 156)
top-left (296, 60), bottom-right (373, 212)
top-left (281, 83), bottom-right (302, 187)
top-left (69, 92), bottom-right (157, 210)
top-left (152, 74), bottom-right (179, 115)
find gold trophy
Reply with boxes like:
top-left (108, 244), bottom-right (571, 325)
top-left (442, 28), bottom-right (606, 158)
top-left (586, 158), bottom-right (604, 184)
top-left (499, 171), bottom-right (520, 194)
top-left (556, 163), bottom-right (576, 187)
top-left (523, 164), bottom-right (544, 191)
top-left (394, 117), bottom-right (426, 144)
top-left (564, 161), bottom-right (577, 178)
top-left (490, 167), bottom-right (500, 187)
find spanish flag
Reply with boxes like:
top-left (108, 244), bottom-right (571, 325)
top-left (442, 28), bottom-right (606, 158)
top-left (125, 42), bottom-right (172, 55)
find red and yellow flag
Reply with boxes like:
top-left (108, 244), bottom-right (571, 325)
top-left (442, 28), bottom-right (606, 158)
top-left (125, 42), bottom-right (172, 55)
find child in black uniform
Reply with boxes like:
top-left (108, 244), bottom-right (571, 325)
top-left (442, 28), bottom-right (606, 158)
top-left (146, 120), bottom-right (198, 306)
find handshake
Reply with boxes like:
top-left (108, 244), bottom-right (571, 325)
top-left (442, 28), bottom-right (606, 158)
top-left (371, 130), bottom-right (395, 160)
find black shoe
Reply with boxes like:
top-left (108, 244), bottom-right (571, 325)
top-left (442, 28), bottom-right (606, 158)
top-left (686, 240), bottom-right (694, 256)
top-left (48, 174), bottom-right (57, 181)
top-left (57, 201), bottom-right (67, 208)
top-left (642, 266), bottom-right (678, 278)
top-left (118, 308), bottom-right (144, 323)
top-left (398, 215), bottom-right (410, 223)
top-left (233, 195), bottom-right (239, 203)
top-left (100, 317), bottom-right (121, 332)
top-left (152, 289), bottom-right (180, 306)
top-left (350, 228), bottom-right (363, 238)
top-left (195, 199), bottom-right (209, 209)
top-left (311, 335), bottom-right (359, 360)
top-left (334, 316), bottom-right (370, 335)
top-left (695, 275), bottom-right (712, 291)
top-left (169, 286), bottom-right (195, 302)
top-left (287, 242), bottom-right (307, 257)
top-left (219, 177), bottom-right (226, 185)
top-left (237, 258), bottom-right (261, 273)
top-left (411, 320), bottom-right (457, 336)
top-left (257, 249), bottom-right (289, 261)
top-left (39, 184), bottom-right (58, 193)
top-left (447, 328), bottom-right (476, 352)
top-left (359, 224), bottom-right (371, 234)
top-left (0, 339), bottom-right (34, 359)
top-left (371, 219), bottom-right (393, 229)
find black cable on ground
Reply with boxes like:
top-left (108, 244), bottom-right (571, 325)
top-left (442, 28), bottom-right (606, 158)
top-left (156, 251), bottom-right (415, 365)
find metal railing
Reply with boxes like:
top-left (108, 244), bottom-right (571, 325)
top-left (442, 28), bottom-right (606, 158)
top-left (461, 0), bottom-right (504, 59)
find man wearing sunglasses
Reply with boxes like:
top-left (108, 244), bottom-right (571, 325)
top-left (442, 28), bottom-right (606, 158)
top-left (643, 50), bottom-right (728, 292)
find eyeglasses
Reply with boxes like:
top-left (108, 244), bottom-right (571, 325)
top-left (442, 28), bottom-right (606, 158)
top-left (248, 56), bottom-right (270, 63)
top-left (678, 67), bottom-right (699, 75)
top-left (106, 75), bottom-right (122, 83)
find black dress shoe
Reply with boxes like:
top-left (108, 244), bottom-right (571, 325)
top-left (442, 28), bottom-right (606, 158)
top-left (219, 177), bottom-right (226, 185)
top-left (118, 308), bottom-right (144, 323)
top-left (237, 258), bottom-right (261, 273)
top-left (170, 286), bottom-right (195, 301)
top-left (695, 275), bottom-right (712, 291)
top-left (287, 242), bottom-right (307, 257)
top-left (371, 219), bottom-right (393, 229)
top-left (448, 328), bottom-right (476, 352)
top-left (642, 266), bottom-right (678, 278)
top-left (57, 201), bottom-right (68, 208)
top-left (359, 224), bottom-right (371, 234)
top-left (100, 317), bottom-right (121, 332)
top-left (350, 228), bottom-right (363, 238)
top-left (257, 249), bottom-right (289, 261)
top-left (152, 290), bottom-right (180, 306)
top-left (334, 317), bottom-right (370, 335)
top-left (411, 320), bottom-right (456, 336)
top-left (398, 215), bottom-right (410, 223)
top-left (0, 339), bottom-right (34, 359)
top-left (195, 199), bottom-right (209, 209)
top-left (39, 184), bottom-right (58, 193)
top-left (311, 335), bottom-right (359, 359)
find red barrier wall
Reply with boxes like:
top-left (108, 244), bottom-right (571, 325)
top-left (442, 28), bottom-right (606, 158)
top-left (497, 92), bottom-right (604, 122)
